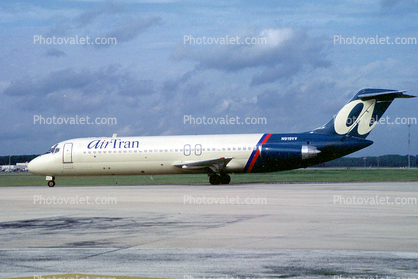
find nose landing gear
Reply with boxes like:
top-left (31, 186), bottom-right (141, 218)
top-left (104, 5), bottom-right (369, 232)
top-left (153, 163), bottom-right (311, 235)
top-left (46, 176), bottom-right (55, 187)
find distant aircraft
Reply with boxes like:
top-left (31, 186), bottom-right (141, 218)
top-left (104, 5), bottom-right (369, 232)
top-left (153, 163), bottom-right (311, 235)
top-left (28, 89), bottom-right (415, 187)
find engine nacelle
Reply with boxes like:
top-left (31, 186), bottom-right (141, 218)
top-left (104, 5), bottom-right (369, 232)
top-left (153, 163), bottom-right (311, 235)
top-left (301, 144), bottom-right (321, 160)
top-left (260, 144), bottom-right (320, 161)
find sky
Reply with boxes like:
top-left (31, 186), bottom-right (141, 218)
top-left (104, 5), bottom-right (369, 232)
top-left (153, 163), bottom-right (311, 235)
top-left (1, 0), bottom-right (417, 157)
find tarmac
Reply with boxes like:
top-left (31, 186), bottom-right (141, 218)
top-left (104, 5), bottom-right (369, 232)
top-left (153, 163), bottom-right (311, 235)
top-left (1, 182), bottom-right (417, 278)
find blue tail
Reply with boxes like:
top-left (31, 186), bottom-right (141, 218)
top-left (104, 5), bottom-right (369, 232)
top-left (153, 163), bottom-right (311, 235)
top-left (312, 88), bottom-right (415, 138)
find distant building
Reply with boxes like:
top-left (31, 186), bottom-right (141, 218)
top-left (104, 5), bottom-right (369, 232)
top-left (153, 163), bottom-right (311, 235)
top-left (1, 162), bottom-right (28, 172)
top-left (16, 162), bottom-right (29, 170)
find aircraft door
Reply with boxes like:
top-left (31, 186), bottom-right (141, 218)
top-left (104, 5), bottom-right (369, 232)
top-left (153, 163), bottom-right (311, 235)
top-left (63, 143), bottom-right (73, 163)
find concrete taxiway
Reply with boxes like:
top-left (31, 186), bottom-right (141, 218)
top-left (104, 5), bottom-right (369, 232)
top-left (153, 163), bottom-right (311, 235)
top-left (1, 182), bottom-right (417, 278)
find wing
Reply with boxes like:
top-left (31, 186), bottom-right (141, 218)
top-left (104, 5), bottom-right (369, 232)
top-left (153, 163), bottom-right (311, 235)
top-left (173, 157), bottom-right (234, 173)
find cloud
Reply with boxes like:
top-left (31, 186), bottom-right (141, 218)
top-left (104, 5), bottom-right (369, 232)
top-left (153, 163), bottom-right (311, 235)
top-left (75, 1), bottom-right (127, 27)
top-left (44, 48), bottom-right (66, 57)
top-left (171, 27), bottom-right (331, 86)
top-left (3, 65), bottom-right (155, 112)
top-left (381, 0), bottom-right (418, 12)
top-left (103, 16), bottom-right (162, 45)
top-left (45, 2), bottom-right (161, 47)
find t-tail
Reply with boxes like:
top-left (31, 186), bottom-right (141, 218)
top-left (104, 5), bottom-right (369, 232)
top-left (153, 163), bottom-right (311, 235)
top-left (312, 88), bottom-right (415, 138)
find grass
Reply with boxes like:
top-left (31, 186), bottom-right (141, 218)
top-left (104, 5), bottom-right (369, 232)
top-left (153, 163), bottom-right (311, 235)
top-left (1, 168), bottom-right (417, 186)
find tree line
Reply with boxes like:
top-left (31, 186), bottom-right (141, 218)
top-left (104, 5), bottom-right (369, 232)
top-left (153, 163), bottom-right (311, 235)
top-left (316, 155), bottom-right (417, 168)
top-left (0, 155), bottom-right (40, 165)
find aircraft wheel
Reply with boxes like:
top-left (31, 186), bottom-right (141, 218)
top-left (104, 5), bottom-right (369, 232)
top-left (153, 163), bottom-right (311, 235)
top-left (209, 174), bottom-right (221, 185)
top-left (47, 180), bottom-right (55, 187)
top-left (219, 174), bottom-right (231, 184)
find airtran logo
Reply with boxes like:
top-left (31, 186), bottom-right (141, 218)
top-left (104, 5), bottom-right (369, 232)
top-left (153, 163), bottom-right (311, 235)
top-left (87, 139), bottom-right (140, 149)
top-left (334, 99), bottom-right (377, 136)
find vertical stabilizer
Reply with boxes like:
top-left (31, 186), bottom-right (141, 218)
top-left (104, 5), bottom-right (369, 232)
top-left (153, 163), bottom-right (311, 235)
top-left (312, 88), bottom-right (415, 138)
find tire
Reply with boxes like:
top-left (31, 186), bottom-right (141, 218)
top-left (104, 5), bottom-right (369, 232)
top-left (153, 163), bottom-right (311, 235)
top-left (209, 174), bottom-right (221, 185)
top-left (47, 181), bottom-right (55, 187)
top-left (219, 174), bottom-right (231, 184)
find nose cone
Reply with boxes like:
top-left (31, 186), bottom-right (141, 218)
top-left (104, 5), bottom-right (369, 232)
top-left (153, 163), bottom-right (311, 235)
top-left (28, 156), bottom-right (47, 175)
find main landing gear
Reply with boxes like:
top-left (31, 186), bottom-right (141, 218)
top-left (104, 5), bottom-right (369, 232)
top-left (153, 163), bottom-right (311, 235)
top-left (209, 173), bottom-right (231, 185)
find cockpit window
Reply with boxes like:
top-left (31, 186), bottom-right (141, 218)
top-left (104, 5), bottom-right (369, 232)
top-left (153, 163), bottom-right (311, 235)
top-left (48, 144), bottom-right (58, 154)
top-left (54, 148), bottom-right (60, 153)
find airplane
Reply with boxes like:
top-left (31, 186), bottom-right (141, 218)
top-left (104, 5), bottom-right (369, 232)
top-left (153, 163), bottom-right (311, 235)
top-left (28, 88), bottom-right (415, 187)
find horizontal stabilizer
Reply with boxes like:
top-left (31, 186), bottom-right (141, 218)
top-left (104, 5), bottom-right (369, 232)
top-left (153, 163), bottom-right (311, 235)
top-left (357, 90), bottom-right (416, 101)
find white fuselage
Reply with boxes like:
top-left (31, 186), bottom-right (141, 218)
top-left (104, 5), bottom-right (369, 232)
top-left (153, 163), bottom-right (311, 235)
top-left (28, 134), bottom-right (264, 177)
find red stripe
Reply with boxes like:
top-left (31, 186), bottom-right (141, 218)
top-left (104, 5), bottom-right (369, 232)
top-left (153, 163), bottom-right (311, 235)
top-left (261, 133), bottom-right (272, 144)
top-left (246, 133), bottom-right (272, 173)
top-left (247, 149), bottom-right (260, 173)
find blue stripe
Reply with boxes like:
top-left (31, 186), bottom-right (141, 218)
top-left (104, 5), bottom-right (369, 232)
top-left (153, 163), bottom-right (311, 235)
top-left (243, 133), bottom-right (269, 173)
